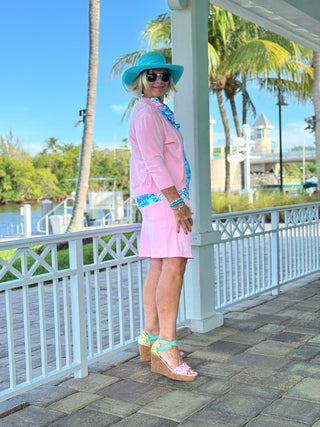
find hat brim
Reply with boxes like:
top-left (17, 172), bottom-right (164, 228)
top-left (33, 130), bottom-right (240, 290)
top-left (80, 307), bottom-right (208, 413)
top-left (122, 63), bottom-right (184, 89)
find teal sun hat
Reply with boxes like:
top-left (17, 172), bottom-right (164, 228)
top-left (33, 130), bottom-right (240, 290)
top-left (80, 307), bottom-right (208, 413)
top-left (122, 51), bottom-right (184, 89)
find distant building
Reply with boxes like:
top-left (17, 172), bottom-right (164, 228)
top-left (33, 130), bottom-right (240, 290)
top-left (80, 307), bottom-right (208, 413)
top-left (252, 113), bottom-right (273, 153)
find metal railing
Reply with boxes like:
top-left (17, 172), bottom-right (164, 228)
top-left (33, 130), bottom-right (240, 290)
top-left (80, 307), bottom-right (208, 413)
top-left (37, 197), bottom-right (74, 235)
top-left (1, 201), bottom-right (320, 401)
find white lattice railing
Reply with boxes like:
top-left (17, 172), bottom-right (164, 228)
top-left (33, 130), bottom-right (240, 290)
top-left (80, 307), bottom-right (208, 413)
top-left (0, 225), bottom-right (144, 401)
top-left (213, 202), bottom-right (320, 309)
top-left (1, 201), bottom-right (320, 401)
top-left (0, 223), bottom-right (189, 402)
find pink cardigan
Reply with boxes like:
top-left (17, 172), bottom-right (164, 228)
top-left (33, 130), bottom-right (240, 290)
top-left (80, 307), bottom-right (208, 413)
top-left (129, 98), bottom-right (187, 199)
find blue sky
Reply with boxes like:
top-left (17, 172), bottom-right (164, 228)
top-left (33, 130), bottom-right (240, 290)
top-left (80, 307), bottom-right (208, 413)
top-left (1, 0), bottom-right (315, 156)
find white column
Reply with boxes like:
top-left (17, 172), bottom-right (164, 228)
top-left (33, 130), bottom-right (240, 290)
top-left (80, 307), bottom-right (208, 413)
top-left (169, 0), bottom-right (223, 332)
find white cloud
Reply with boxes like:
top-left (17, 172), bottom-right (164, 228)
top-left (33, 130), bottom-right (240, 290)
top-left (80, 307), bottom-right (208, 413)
top-left (111, 104), bottom-right (126, 114)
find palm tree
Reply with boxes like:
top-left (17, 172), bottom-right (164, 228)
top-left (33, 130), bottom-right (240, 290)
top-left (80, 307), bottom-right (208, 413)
top-left (110, 7), bottom-right (314, 194)
top-left (43, 137), bottom-right (59, 153)
top-left (67, 0), bottom-right (100, 232)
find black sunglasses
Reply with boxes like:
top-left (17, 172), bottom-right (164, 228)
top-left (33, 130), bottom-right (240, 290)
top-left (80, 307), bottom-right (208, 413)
top-left (146, 72), bottom-right (171, 82)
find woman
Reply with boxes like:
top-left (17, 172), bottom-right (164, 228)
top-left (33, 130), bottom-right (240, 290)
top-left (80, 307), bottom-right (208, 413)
top-left (122, 51), bottom-right (197, 381)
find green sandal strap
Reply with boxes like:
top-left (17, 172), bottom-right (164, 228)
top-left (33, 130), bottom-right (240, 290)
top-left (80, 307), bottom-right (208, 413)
top-left (157, 339), bottom-right (178, 352)
top-left (146, 333), bottom-right (159, 343)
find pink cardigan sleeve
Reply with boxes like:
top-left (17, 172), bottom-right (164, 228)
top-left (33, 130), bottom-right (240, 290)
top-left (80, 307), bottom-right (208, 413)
top-left (133, 106), bottom-right (175, 191)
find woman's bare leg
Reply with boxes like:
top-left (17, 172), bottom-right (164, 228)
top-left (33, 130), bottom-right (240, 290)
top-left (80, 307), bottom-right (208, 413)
top-left (143, 258), bottom-right (162, 336)
top-left (156, 257), bottom-right (194, 374)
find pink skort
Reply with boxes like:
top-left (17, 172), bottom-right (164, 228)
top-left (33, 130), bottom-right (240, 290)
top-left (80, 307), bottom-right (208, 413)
top-left (139, 199), bottom-right (192, 259)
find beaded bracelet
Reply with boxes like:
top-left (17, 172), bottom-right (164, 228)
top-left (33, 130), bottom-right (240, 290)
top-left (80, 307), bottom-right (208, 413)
top-left (172, 201), bottom-right (185, 211)
top-left (170, 197), bottom-right (184, 208)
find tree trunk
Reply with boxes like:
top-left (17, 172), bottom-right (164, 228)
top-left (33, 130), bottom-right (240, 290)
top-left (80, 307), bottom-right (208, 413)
top-left (313, 51), bottom-right (320, 192)
top-left (242, 80), bottom-right (248, 126)
top-left (216, 90), bottom-right (231, 194)
top-left (230, 95), bottom-right (242, 137)
top-left (68, 0), bottom-right (100, 232)
top-left (229, 94), bottom-right (245, 190)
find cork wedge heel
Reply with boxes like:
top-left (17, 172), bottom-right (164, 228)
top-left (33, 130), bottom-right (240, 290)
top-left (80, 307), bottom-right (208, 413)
top-left (151, 339), bottom-right (197, 382)
top-left (138, 331), bottom-right (159, 362)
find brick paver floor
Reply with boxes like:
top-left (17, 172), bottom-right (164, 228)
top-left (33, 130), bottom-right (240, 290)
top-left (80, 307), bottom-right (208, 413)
top-left (1, 275), bottom-right (320, 426)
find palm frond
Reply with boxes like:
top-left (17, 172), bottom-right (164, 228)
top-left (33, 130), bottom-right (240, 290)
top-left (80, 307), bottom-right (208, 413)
top-left (109, 51), bottom-right (147, 78)
top-left (229, 40), bottom-right (291, 76)
top-left (121, 97), bottom-right (139, 121)
top-left (142, 13), bottom-right (171, 49)
top-left (258, 76), bottom-right (313, 102)
top-left (208, 42), bottom-right (220, 78)
top-left (239, 81), bottom-right (257, 119)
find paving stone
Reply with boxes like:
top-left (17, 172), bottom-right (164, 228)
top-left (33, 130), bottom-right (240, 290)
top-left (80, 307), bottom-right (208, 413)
top-left (247, 300), bottom-right (294, 315)
top-left (152, 373), bottom-right (210, 391)
top-left (282, 361), bottom-right (320, 378)
top-left (180, 407), bottom-right (247, 426)
top-left (285, 378), bottom-right (320, 401)
top-left (97, 379), bottom-right (170, 405)
top-left (179, 333), bottom-right (222, 347)
top-left (229, 383), bottom-right (282, 400)
top-left (48, 391), bottom-right (102, 414)
top-left (245, 414), bottom-right (309, 426)
top-left (87, 396), bottom-right (140, 418)
top-left (64, 373), bottom-right (119, 392)
top-left (195, 361), bottom-right (243, 379)
top-left (139, 389), bottom-right (213, 422)
top-left (257, 324), bottom-right (285, 334)
top-left (90, 350), bottom-right (138, 373)
top-left (291, 300), bottom-right (320, 311)
top-left (0, 396), bottom-right (29, 418)
top-left (288, 344), bottom-right (320, 361)
top-left (222, 330), bottom-right (267, 345)
top-left (284, 325), bottom-right (320, 336)
top-left (0, 404), bottom-right (63, 426)
top-left (270, 332), bottom-right (310, 344)
top-left (188, 349), bottom-right (232, 362)
top-left (205, 326), bottom-right (238, 338)
top-left (232, 367), bottom-right (302, 391)
top-left (129, 364), bottom-right (171, 385)
top-left (223, 318), bottom-right (266, 331)
top-left (247, 340), bottom-right (297, 357)
top-left (308, 334), bottom-right (320, 344)
top-left (106, 358), bottom-right (150, 380)
top-left (224, 312), bottom-right (255, 320)
top-left (249, 314), bottom-right (292, 325)
top-left (208, 340), bottom-right (251, 355)
top-left (227, 353), bottom-right (290, 370)
top-left (206, 390), bottom-right (271, 417)
top-left (263, 397), bottom-right (320, 424)
top-left (197, 378), bottom-right (234, 395)
top-left (311, 355), bottom-right (320, 364)
top-left (112, 413), bottom-right (178, 426)
top-left (50, 408), bottom-right (120, 426)
top-left (17, 384), bottom-right (76, 407)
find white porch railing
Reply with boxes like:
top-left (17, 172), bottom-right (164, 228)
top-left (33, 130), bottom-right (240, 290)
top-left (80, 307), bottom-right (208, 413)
top-left (213, 202), bottom-right (320, 309)
top-left (1, 202), bottom-right (320, 401)
top-left (0, 224), bottom-right (186, 402)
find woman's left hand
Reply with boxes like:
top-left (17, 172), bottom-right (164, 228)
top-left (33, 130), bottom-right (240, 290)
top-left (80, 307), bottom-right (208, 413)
top-left (173, 205), bottom-right (193, 234)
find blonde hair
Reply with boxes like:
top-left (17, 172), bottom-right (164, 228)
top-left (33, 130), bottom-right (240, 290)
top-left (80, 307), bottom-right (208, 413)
top-left (125, 70), bottom-right (177, 97)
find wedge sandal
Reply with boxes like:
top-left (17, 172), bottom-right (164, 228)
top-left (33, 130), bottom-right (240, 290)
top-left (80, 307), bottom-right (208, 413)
top-left (138, 331), bottom-right (159, 362)
top-left (138, 332), bottom-right (184, 362)
top-left (151, 339), bottom-right (197, 381)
